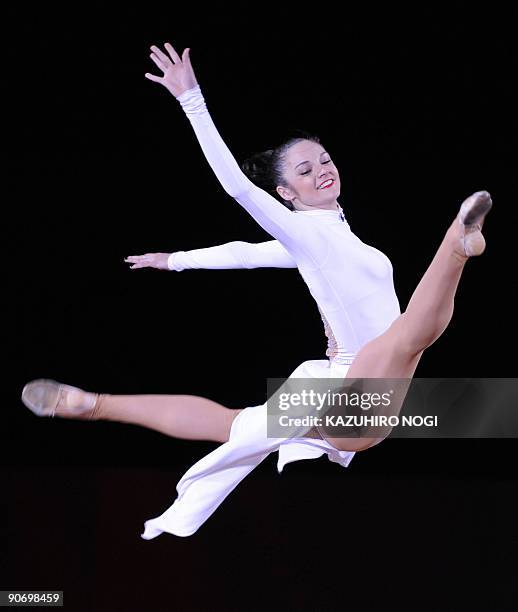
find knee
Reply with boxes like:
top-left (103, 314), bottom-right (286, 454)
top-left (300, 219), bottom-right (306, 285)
top-left (395, 313), bottom-right (430, 358)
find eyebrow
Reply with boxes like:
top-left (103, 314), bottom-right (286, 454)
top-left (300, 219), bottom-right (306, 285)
top-left (295, 151), bottom-right (329, 169)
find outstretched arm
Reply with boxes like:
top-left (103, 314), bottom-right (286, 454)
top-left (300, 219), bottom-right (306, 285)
top-left (168, 240), bottom-right (297, 270)
top-left (125, 240), bottom-right (297, 270)
top-left (145, 43), bottom-right (304, 248)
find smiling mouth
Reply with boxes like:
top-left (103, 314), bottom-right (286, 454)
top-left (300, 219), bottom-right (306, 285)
top-left (318, 179), bottom-right (334, 190)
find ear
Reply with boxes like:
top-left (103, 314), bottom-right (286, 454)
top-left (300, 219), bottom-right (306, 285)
top-left (276, 185), bottom-right (295, 202)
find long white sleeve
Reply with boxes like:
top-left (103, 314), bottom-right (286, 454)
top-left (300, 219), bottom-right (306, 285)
top-left (168, 240), bottom-right (297, 271)
top-left (176, 85), bottom-right (304, 247)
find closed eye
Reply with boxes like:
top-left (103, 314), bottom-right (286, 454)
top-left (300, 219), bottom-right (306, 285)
top-left (300, 160), bottom-right (331, 176)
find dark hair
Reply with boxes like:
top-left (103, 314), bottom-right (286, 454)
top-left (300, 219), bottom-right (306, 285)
top-left (241, 130), bottom-right (321, 210)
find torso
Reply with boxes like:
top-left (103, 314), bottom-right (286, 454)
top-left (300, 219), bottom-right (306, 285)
top-left (286, 209), bottom-right (401, 365)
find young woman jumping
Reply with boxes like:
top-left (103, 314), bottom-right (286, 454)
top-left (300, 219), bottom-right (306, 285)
top-left (21, 43), bottom-right (492, 538)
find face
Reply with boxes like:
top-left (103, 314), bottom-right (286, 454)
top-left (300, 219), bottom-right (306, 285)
top-left (275, 140), bottom-right (341, 210)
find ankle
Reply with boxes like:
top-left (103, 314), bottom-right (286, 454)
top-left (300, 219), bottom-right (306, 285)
top-left (445, 225), bottom-right (467, 259)
top-left (54, 388), bottom-right (102, 419)
top-left (448, 218), bottom-right (485, 260)
top-left (451, 249), bottom-right (469, 264)
top-left (88, 393), bottom-right (107, 420)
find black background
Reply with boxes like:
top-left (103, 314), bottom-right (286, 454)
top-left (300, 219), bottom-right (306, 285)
top-left (5, 4), bottom-right (518, 611)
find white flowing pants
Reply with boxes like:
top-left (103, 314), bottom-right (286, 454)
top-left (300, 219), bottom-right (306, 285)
top-left (141, 359), bottom-right (356, 539)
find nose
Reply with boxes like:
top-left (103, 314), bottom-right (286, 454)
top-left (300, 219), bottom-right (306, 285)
top-left (318, 164), bottom-right (332, 178)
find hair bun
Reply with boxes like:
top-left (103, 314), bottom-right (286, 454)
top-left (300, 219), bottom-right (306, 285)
top-left (241, 150), bottom-right (275, 185)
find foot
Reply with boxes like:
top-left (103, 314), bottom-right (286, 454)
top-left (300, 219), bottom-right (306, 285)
top-left (21, 379), bottom-right (99, 419)
top-left (456, 190), bottom-right (493, 257)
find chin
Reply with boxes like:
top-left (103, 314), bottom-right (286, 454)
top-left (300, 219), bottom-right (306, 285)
top-left (320, 188), bottom-right (339, 201)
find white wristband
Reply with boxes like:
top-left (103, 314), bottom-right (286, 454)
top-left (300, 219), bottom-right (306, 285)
top-left (176, 84), bottom-right (206, 115)
top-left (167, 253), bottom-right (179, 271)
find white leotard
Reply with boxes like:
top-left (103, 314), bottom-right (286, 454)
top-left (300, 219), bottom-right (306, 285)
top-left (169, 85), bottom-right (401, 365)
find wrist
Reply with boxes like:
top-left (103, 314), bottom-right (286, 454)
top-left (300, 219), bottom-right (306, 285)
top-left (176, 83), bottom-right (202, 101)
top-left (167, 253), bottom-right (177, 271)
top-left (176, 84), bottom-right (206, 115)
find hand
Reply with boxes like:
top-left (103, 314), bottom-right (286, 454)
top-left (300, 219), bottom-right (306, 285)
top-left (124, 253), bottom-right (171, 270)
top-left (145, 43), bottom-right (198, 98)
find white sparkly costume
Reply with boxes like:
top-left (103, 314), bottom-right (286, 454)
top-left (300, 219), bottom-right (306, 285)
top-left (141, 85), bottom-right (401, 539)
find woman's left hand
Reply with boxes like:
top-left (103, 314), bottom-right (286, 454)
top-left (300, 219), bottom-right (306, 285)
top-left (124, 253), bottom-right (171, 270)
top-left (145, 42), bottom-right (198, 98)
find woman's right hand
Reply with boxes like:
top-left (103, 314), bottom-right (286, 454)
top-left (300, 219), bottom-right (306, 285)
top-left (145, 43), bottom-right (198, 98)
top-left (124, 253), bottom-right (171, 270)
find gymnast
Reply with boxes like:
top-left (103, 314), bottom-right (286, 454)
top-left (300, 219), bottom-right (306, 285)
top-left (21, 43), bottom-right (492, 538)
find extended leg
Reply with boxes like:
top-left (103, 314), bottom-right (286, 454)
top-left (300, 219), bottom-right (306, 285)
top-left (321, 191), bottom-right (492, 452)
top-left (21, 381), bottom-right (243, 444)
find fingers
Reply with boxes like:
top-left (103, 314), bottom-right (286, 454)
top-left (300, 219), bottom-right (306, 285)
top-left (149, 52), bottom-right (168, 73)
top-left (150, 45), bottom-right (173, 66)
top-left (164, 42), bottom-right (181, 64)
top-left (125, 255), bottom-right (151, 269)
top-left (128, 261), bottom-right (149, 270)
top-left (182, 47), bottom-right (192, 67)
top-left (145, 72), bottom-right (163, 83)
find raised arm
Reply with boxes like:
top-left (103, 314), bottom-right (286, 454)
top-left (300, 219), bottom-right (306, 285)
top-left (124, 240), bottom-right (297, 271)
top-left (145, 43), bottom-right (304, 247)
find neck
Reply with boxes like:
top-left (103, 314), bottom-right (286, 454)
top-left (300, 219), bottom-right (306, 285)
top-left (293, 199), bottom-right (341, 212)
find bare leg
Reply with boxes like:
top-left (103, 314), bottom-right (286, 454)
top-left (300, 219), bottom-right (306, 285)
top-left (21, 381), bottom-right (244, 444)
top-left (321, 191), bottom-right (492, 452)
top-left (92, 394), bottom-right (243, 443)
